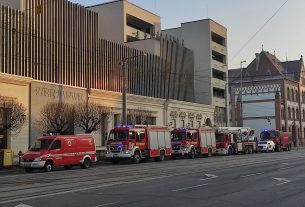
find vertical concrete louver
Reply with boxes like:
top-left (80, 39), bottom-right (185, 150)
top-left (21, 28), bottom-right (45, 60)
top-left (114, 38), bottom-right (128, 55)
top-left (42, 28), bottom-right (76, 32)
top-left (0, 0), bottom-right (195, 103)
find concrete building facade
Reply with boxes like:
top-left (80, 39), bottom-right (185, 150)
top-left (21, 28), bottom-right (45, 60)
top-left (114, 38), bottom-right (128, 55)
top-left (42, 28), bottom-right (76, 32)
top-left (163, 19), bottom-right (228, 127)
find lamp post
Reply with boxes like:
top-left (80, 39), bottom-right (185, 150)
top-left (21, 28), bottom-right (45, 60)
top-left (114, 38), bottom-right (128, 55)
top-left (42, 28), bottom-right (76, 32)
top-left (121, 53), bottom-right (147, 125)
top-left (240, 60), bottom-right (246, 127)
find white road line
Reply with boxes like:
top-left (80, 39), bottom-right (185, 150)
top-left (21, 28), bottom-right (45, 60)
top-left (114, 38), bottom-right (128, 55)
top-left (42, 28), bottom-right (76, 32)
top-left (280, 166), bottom-right (293, 170)
top-left (200, 174), bottom-right (218, 181)
top-left (0, 175), bottom-right (173, 205)
top-left (172, 183), bottom-right (210, 192)
top-left (273, 177), bottom-right (291, 186)
top-left (93, 202), bottom-right (119, 207)
top-left (241, 172), bottom-right (265, 178)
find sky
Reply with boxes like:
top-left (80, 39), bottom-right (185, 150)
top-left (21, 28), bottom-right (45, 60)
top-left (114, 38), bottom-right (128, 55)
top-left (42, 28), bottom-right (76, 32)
top-left (70, 0), bottom-right (305, 69)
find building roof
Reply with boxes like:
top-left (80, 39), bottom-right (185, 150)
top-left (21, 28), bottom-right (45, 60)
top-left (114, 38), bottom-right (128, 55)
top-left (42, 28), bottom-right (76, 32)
top-left (229, 51), bottom-right (304, 84)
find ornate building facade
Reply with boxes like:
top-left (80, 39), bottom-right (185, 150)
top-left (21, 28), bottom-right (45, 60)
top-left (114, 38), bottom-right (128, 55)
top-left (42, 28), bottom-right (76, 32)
top-left (229, 50), bottom-right (305, 146)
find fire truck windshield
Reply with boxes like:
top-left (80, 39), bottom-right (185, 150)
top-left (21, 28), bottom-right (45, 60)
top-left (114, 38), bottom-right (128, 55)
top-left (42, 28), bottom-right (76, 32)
top-left (108, 130), bottom-right (129, 141)
top-left (171, 132), bottom-right (186, 141)
top-left (30, 139), bottom-right (53, 151)
top-left (215, 133), bottom-right (225, 141)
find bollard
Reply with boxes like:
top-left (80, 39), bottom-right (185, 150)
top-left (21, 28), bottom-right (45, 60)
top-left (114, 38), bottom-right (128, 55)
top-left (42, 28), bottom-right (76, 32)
top-left (18, 150), bottom-right (23, 166)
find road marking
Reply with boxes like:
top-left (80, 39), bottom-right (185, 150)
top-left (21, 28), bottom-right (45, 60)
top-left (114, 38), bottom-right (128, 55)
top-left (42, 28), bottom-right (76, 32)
top-left (241, 172), bottom-right (265, 178)
top-left (93, 202), bottom-right (119, 207)
top-left (280, 166), bottom-right (293, 170)
top-left (273, 177), bottom-right (291, 186)
top-left (200, 174), bottom-right (218, 181)
top-left (0, 175), bottom-right (173, 205)
top-left (14, 204), bottom-right (33, 207)
top-left (281, 163), bottom-right (289, 165)
top-left (172, 183), bottom-right (210, 192)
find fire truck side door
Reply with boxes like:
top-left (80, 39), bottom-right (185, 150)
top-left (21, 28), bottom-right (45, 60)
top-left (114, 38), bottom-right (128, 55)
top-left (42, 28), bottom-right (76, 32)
top-left (136, 131), bottom-right (146, 150)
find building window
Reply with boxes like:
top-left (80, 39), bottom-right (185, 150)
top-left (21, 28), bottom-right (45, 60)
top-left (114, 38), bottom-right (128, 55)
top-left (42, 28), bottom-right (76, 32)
top-left (287, 88), bottom-right (290, 101)
top-left (181, 120), bottom-right (185, 128)
top-left (291, 89), bottom-right (294, 101)
top-left (211, 32), bottom-right (226, 46)
top-left (172, 119), bottom-right (176, 128)
top-left (212, 50), bottom-right (226, 64)
top-left (303, 110), bottom-right (305, 121)
top-left (288, 107), bottom-right (291, 119)
top-left (213, 87), bottom-right (225, 98)
top-left (197, 121), bottom-right (201, 128)
top-left (212, 69), bottom-right (225, 80)
top-left (292, 108), bottom-right (295, 119)
top-left (296, 90), bottom-right (299, 102)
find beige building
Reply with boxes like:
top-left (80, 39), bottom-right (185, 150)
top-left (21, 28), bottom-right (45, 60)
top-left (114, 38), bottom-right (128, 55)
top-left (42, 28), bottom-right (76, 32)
top-left (163, 19), bottom-right (228, 127)
top-left (0, 73), bottom-right (214, 156)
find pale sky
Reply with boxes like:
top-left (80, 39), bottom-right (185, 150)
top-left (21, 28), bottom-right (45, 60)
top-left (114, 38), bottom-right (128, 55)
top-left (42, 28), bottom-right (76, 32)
top-left (70, 0), bottom-right (305, 69)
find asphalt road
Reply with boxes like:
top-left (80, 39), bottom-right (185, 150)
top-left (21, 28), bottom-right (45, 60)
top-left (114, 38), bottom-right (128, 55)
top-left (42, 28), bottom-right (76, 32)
top-left (1, 149), bottom-right (305, 207)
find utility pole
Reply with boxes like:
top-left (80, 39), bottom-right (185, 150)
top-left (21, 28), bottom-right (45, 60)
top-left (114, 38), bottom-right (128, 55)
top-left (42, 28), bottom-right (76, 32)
top-left (121, 53), bottom-right (147, 125)
top-left (122, 60), bottom-right (127, 125)
top-left (240, 60), bottom-right (246, 127)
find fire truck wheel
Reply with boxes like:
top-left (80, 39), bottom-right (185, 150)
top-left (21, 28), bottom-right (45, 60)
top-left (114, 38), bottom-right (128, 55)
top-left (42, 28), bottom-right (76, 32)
top-left (44, 161), bottom-right (54, 172)
top-left (248, 147), bottom-right (253, 154)
top-left (25, 167), bottom-right (32, 173)
top-left (132, 152), bottom-right (141, 164)
top-left (82, 158), bottom-right (91, 169)
top-left (227, 147), bottom-right (232, 156)
top-left (245, 147), bottom-right (249, 154)
top-left (189, 149), bottom-right (195, 159)
top-left (207, 149), bottom-right (212, 157)
top-left (155, 150), bottom-right (165, 161)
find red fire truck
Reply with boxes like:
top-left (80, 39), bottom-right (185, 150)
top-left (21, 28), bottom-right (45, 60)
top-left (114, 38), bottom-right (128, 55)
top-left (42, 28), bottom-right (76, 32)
top-left (260, 130), bottom-right (292, 151)
top-left (20, 134), bottom-right (96, 172)
top-left (171, 127), bottom-right (216, 158)
top-left (105, 125), bottom-right (172, 164)
top-left (216, 127), bottom-right (257, 155)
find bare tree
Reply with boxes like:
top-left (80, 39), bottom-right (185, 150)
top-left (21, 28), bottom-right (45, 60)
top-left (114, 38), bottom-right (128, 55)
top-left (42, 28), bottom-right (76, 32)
top-left (0, 96), bottom-right (26, 134)
top-left (39, 102), bottom-right (75, 134)
top-left (127, 108), bottom-right (153, 125)
top-left (75, 102), bottom-right (110, 133)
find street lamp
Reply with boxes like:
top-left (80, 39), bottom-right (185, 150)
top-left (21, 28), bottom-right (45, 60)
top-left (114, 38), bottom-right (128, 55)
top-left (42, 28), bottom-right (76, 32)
top-left (240, 60), bottom-right (246, 127)
top-left (121, 53), bottom-right (147, 125)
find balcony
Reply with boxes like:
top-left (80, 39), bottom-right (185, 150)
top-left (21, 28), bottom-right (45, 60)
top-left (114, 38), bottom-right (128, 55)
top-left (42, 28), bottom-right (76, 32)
top-left (211, 41), bottom-right (227, 56)
top-left (212, 78), bottom-right (226, 89)
top-left (212, 97), bottom-right (226, 107)
top-left (125, 25), bottom-right (152, 42)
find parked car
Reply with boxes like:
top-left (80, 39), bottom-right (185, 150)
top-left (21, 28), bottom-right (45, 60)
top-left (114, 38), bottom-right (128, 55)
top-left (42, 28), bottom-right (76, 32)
top-left (257, 140), bottom-right (275, 152)
top-left (20, 134), bottom-right (96, 172)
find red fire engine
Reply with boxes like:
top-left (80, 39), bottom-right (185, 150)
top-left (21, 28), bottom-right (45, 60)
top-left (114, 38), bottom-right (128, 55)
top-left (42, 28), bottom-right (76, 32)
top-left (216, 127), bottom-right (257, 155)
top-left (260, 129), bottom-right (292, 151)
top-left (105, 125), bottom-right (172, 164)
top-left (20, 134), bottom-right (96, 172)
top-left (170, 127), bottom-right (216, 158)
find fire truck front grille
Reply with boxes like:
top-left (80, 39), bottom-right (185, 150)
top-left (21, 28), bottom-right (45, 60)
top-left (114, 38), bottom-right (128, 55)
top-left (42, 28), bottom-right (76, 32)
top-left (108, 145), bottom-right (127, 153)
